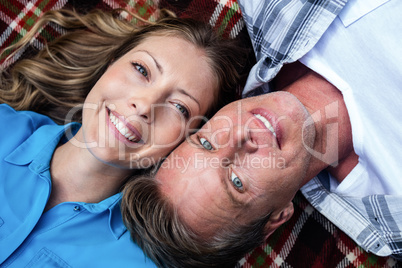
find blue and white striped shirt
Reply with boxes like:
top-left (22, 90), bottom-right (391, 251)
top-left (239, 0), bottom-right (347, 95)
top-left (239, 0), bottom-right (402, 260)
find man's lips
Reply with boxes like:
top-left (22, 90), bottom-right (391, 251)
top-left (250, 108), bottom-right (281, 149)
top-left (254, 113), bottom-right (276, 137)
top-left (107, 108), bottom-right (142, 143)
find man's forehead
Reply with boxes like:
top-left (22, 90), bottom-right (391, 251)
top-left (155, 145), bottom-right (214, 183)
top-left (173, 180), bottom-right (251, 238)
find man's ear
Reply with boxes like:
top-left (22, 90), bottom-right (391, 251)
top-left (263, 202), bottom-right (294, 240)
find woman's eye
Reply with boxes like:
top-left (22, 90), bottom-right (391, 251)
top-left (132, 62), bottom-right (148, 78)
top-left (231, 171), bottom-right (243, 190)
top-left (199, 137), bottom-right (213, 150)
top-left (173, 103), bottom-right (189, 118)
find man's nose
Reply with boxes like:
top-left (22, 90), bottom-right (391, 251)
top-left (232, 125), bottom-right (257, 153)
top-left (217, 125), bottom-right (257, 154)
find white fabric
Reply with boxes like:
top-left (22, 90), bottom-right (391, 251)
top-left (238, 0), bottom-right (347, 95)
top-left (299, 0), bottom-right (402, 196)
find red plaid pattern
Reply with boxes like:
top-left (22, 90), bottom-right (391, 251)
top-left (0, 0), bottom-right (158, 66)
top-left (159, 0), bottom-right (244, 39)
top-left (238, 192), bottom-right (401, 268)
top-left (0, 0), bottom-right (62, 63)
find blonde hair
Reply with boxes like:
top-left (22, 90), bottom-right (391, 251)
top-left (1, 8), bottom-right (245, 124)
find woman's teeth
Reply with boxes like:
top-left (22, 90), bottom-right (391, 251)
top-left (254, 114), bottom-right (276, 137)
top-left (109, 112), bottom-right (138, 141)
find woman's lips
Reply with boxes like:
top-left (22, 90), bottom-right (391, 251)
top-left (107, 108), bottom-right (142, 143)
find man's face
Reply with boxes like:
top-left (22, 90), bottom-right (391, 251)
top-left (156, 92), bottom-right (316, 237)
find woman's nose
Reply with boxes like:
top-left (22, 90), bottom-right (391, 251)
top-left (132, 100), bottom-right (151, 123)
top-left (129, 93), bottom-right (161, 124)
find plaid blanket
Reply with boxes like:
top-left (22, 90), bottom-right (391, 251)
top-left (0, 0), bottom-right (401, 267)
top-left (238, 191), bottom-right (400, 268)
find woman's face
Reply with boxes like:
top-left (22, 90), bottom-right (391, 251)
top-left (79, 35), bottom-right (217, 169)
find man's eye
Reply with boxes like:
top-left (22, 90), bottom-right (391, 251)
top-left (199, 137), bottom-right (213, 150)
top-left (132, 62), bottom-right (148, 78)
top-left (173, 103), bottom-right (189, 118)
top-left (231, 171), bottom-right (243, 190)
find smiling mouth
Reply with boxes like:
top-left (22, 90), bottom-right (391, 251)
top-left (109, 111), bottom-right (141, 142)
top-left (254, 113), bottom-right (277, 137)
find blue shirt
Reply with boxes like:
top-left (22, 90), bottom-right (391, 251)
top-left (0, 104), bottom-right (156, 267)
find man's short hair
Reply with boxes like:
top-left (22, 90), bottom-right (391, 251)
top-left (121, 175), bottom-right (271, 267)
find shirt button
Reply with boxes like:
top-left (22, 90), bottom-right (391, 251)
top-left (73, 205), bottom-right (80, 211)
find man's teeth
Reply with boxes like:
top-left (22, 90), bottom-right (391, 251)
top-left (109, 112), bottom-right (137, 141)
top-left (254, 114), bottom-right (276, 137)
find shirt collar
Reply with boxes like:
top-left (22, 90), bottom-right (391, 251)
top-left (5, 123), bottom-right (80, 169)
top-left (5, 122), bottom-right (127, 239)
top-left (82, 193), bottom-right (128, 240)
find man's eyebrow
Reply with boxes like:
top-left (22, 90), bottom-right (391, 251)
top-left (220, 171), bottom-right (247, 208)
top-left (187, 135), bottom-right (201, 148)
top-left (138, 49), bottom-right (163, 74)
top-left (187, 137), bottom-right (246, 207)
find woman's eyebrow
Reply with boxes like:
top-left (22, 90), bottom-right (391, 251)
top-left (137, 50), bottom-right (200, 109)
top-left (137, 49), bottom-right (163, 74)
top-left (177, 88), bottom-right (200, 109)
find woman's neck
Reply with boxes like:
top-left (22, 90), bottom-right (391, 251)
top-left (46, 129), bottom-right (133, 211)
